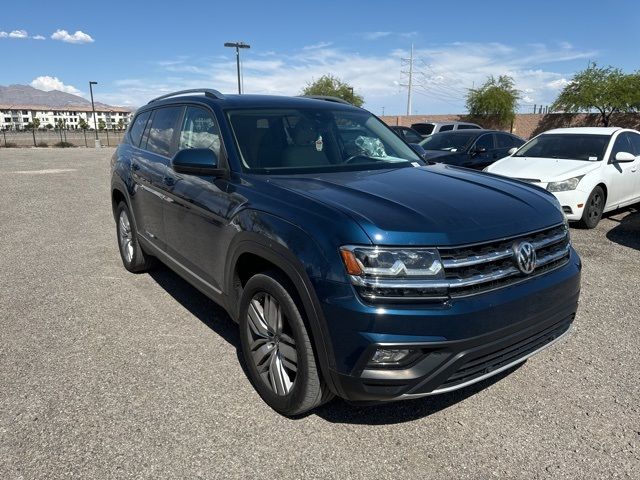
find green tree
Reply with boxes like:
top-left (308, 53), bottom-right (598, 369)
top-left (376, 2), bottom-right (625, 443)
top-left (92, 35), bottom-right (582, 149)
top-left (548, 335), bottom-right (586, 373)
top-left (78, 118), bottom-right (89, 130)
top-left (465, 75), bottom-right (520, 128)
top-left (301, 74), bottom-right (364, 107)
top-left (98, 119), bottom-right (106, 131)
top-left (32, 118), bottom-right (41, 130)
top-left (117, 119), bottom-right (125, 130)
top-left (552, 62), bottom-right (640, 126)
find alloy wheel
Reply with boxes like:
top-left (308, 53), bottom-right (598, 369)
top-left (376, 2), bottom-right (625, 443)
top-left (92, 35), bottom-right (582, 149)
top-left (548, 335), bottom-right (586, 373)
top-left (246, 292), bottom-right (298, 396)
top-left (588, 192), bottom-right (602, 221)
top-left (118, 210), bottom-right (134, 264)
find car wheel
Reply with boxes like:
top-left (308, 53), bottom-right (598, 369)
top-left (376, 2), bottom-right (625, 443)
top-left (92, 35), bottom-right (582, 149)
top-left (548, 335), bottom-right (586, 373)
top-left (578, 186), bottom-right (605, 229)
top-left (115, 201), bottom-right (155, 273)
top-left (239, 271), bottom-right (333, 416)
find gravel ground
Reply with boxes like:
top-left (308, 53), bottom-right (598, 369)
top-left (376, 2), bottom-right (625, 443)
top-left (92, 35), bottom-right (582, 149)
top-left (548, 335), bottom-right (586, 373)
top-left (1, 148), bottom-right (638, 479)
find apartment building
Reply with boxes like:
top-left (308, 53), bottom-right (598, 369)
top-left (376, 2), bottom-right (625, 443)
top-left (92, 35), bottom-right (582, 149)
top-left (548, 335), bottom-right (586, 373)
top-left (0, 105), bottom-right (133, 131)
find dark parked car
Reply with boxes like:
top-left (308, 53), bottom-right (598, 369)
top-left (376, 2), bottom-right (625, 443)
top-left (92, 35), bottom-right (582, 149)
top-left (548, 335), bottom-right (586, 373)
top-left (419, 129), bottom-right (525, 170)
top-left (111, 90), bottom-right (580, 415)
top-left (390, 125), bottom-right (424, 143)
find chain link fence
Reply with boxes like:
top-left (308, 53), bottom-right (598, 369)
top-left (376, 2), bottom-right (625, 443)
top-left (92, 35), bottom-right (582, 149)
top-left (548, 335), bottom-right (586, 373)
top-left (0, 130), bottom-right (126, 148)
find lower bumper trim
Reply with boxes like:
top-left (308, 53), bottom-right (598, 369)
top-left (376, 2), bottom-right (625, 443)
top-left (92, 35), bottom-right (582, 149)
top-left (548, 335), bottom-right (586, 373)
top-left (399, 323), bottom-right (572, 399)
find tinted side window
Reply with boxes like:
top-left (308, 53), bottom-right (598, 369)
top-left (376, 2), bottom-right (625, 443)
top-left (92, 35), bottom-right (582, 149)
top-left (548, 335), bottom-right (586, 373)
top-left (457, 124), bottom-right (480, 130)
top-left (412, 123), bottom-right (434, 135)
top-left (439, 124), bottom-right (454, 132)
top-left (609, 133), bottom-right (633, 161)
top-left (627, 132), bottom-right (640, 156)
top-left (512, 135), bottom-right (525, 147)
top-left (179, 106), bottom-right (221, 156)
top-left (147, 106), bottom-right (182, 157)
top-left (403, 129), bottom-right (423, 143)
top-left (496, 133), bottom-right (514, 148)
top-left (475, 134), bottom-right (494, 150)
top-left (128, 111), bottom-right (150, 147)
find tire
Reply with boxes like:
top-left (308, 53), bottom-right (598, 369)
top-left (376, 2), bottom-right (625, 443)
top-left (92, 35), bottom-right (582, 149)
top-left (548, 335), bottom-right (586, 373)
top-left (115, 201), bottom-right (155, 273)
top-left (578, 186), bottom-right (605, 229)
top-left (239, 271), bottom-right (333, 416)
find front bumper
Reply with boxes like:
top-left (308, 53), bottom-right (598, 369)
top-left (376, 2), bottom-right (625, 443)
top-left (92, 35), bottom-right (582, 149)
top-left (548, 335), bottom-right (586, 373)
top-left (315, 247), bottom-right (581, 402)
top-left (536, 186), bottom-right (590, 221)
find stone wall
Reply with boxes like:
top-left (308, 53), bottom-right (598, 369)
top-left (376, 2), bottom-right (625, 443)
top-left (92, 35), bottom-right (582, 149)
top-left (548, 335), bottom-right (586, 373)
top-left (380, 113), bottom-right (640, 139)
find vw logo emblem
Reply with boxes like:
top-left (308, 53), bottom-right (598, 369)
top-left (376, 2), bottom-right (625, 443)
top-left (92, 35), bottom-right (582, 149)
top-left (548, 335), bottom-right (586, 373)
top-left (513, 241), bottom-right (536, 274)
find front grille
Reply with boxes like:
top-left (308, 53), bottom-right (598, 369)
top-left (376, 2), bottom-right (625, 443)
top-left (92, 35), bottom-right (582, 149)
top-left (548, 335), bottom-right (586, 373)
top-left (439, 316), bottom-right (573, 389)
top-left (352, 223), bottom-right (571, 302)
top-left (437, 223), bottom-right (570, 297)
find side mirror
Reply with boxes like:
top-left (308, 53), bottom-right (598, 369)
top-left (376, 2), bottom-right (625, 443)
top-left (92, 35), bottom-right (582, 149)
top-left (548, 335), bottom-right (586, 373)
top-left (171, 148), bottom-right (224, 175)
top-left (472, 146), bottom-right (487, 156)
top-left (507, 147), bottom-right (518, 155)
top-left (614, 151), bottom-right (636, 163)
top-left (409, 143), bottom-right (427, 158)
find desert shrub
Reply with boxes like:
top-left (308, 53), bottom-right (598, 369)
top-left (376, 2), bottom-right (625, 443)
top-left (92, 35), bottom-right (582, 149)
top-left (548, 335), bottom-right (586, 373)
top-left (2, 142), bottom-right (18, 148)
top-left (37, 141), bottom-right (49, 147)
top-left (54, 141), bottom-right (75, 148)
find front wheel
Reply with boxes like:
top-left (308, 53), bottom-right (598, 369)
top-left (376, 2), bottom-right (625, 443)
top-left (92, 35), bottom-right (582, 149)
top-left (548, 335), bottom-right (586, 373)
top-left (239, 271), bottom-right (332, 416)
top-left (578, 186), bottom-right (605, 229)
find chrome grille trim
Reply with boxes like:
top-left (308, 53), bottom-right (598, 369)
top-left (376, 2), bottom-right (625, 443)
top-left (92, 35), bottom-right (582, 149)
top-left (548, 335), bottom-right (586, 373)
top-left (351, 223), bottom-right (571, 301)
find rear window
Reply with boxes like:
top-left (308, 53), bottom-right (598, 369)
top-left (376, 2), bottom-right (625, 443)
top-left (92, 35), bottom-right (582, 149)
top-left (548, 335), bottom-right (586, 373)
top-left (128, 111), bottom-right (150, 147)
top-left (411, 123), bottom-right (434, 135)
top-left (438, 124), bottom-right (454, 132)
top-left (146, 106), bottom-right (182, 157)
top-left (457, 124), bottom-right (480, 130)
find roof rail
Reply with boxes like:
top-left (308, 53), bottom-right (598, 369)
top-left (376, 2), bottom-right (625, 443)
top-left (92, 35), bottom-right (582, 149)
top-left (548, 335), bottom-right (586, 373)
top-left (300, 95), bottom-right (352, 105)
top-left (147, 89), bottom-right (225, 104)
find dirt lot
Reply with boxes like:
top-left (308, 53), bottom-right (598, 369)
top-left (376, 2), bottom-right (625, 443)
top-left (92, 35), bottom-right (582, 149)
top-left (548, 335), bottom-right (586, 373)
top-left (1, 147), bottom-right (638, 479)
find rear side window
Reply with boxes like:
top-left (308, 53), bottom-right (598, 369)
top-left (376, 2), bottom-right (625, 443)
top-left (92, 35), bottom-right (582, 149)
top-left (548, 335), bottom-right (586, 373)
top-left (457, 124), bottom-right (480, 130)
top-left (439, 124), bottom-right (454, 132)
top-left (128, 111), bottom-right (150, 147)
top-left (403, 129), bottom-right (423, 143)
top-left (147, 106), bottom-right (182, 157)
top-left (412, 123), bottom-right (434, 135)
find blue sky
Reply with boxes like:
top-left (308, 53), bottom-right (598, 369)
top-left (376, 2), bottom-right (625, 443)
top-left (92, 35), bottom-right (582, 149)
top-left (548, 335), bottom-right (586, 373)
top-left (1, 0), bottom-right (638, 114)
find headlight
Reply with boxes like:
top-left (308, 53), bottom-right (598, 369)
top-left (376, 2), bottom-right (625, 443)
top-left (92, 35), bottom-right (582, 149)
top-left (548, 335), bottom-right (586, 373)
top-left (339, 246), bottom-right (443, 278)
top-left (547, 176), bottom-right (583, 192)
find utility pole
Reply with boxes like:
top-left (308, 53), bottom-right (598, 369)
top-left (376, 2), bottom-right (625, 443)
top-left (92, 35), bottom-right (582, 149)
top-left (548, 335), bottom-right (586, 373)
top-left (89, 81), bottom-right (100, 148)
top-left (224, 42), bottom-right (251, 94)
top-left (400, 44), bottom-right (415, 116)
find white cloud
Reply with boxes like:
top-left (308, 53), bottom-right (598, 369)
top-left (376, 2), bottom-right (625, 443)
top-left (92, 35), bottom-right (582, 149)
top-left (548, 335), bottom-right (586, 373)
top-left (362, 31), bottom-right (392, 40)
top-left (0, 31), bottom-right (7, 38)
top-left (9, 29), bottom-right (28, 39)
top-left (51, 29), bottom-right (94, 44)
top-left (30, 76), bottom-right (82, 95)
top-left (303, 41), bottom-right (333, 50)
top-left (101, 41), bottom-right (596, 114)
top-left (33, 35), bottom-right (46, 40)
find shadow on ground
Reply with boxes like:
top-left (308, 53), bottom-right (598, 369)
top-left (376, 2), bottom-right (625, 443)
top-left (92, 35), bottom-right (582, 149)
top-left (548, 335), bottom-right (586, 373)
top-left (605, 206), bottom-right (640, 250)
top-left (148, 263), bottom-right (525, 425)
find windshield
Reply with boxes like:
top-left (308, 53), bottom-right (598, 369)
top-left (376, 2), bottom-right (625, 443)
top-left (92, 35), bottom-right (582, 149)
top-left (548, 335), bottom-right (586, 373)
top-left (227, 108), bottom-right (422, 174)
top-left (514, 134), bottom-right (610, 161)
top-left (419, 132), bottom-right (476, 152)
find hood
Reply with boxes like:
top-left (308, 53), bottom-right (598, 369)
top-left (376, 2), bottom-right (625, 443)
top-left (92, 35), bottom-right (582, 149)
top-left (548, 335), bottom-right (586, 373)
top-left (487, 156), bottom-right (601, 182)
top-left (268, 165), bottom-right (563, 246)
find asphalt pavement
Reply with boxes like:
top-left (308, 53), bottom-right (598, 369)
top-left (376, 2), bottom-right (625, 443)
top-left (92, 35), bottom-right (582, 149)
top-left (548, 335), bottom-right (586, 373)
top-left (1, 147), bottom-right (638, 479)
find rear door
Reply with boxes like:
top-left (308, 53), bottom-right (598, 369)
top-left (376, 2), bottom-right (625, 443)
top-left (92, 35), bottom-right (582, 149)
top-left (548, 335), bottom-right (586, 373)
top-left (131, 106), bottom-right (182, 249)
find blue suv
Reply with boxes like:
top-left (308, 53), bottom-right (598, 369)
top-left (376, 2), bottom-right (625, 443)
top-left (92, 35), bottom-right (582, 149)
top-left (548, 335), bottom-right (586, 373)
top-left (111, 89), bottom-right (581, 415)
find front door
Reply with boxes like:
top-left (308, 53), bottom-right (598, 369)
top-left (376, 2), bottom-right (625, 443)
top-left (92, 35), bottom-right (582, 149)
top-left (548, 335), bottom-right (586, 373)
top-left (163, 105), bottom-right (239, 294)
top-left (605, 132), bottom-right (640, 207)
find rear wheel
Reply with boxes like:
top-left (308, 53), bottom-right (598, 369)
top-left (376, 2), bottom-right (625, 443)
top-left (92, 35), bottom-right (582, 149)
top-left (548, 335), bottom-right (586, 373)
top-left (579, 186), bottom-right (605, 229)
top-left (239, 271), bottom-right (332, 416)
top-left (115, 201), bottom-right (155, 272)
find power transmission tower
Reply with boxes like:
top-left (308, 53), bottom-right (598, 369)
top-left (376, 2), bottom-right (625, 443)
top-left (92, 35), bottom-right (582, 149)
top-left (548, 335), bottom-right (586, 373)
top-left (400, 44), bottom-right (414, 115)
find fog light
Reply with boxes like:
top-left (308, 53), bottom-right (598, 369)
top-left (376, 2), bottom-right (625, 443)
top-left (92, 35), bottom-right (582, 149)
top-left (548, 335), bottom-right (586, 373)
top-left (369, 348), bottom-right (416, 366)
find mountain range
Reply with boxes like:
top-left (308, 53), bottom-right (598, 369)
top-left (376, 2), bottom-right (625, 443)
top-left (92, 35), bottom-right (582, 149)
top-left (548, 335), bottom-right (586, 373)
top-left (0, 84), bottom-right (120, 109)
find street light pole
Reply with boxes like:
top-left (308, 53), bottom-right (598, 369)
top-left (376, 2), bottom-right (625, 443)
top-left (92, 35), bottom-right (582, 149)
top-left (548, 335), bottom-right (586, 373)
top-left (89, 81), bottom-right (100, 147)
top-left (224, 42), bottom-right (250, 94)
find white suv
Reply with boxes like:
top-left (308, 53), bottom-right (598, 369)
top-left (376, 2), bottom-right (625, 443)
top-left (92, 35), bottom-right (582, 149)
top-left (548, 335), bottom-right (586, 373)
top-left (485, 127), bottom-right (640, 228)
